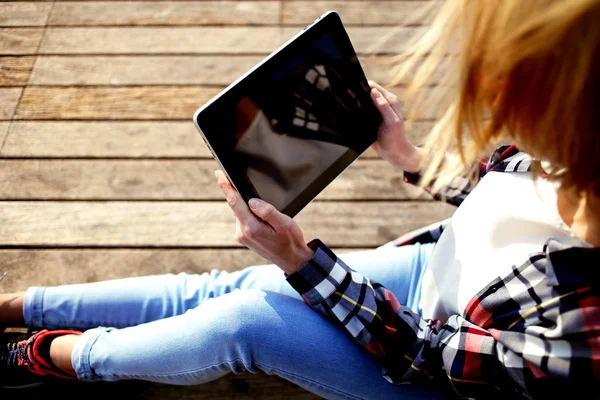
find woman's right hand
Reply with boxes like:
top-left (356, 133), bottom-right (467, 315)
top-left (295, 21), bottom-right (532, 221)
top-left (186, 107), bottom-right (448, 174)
top-left (368, 81), bottom-right (425, 173)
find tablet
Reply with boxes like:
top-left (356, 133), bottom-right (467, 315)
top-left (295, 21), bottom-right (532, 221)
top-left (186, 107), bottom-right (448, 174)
top-left (193, 11), bottom-right (381, 217)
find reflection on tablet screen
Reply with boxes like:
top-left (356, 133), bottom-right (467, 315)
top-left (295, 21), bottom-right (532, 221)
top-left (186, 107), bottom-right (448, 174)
top-left (198, 31), bottom-right (378, 214)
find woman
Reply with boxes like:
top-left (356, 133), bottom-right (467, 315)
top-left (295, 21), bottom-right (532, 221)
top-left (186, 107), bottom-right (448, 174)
top-left (1, 0), bottom-right (598, 398)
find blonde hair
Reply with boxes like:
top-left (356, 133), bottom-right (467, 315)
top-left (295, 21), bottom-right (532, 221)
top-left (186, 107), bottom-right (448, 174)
top-left (394, 0), bottom-right (600, 194)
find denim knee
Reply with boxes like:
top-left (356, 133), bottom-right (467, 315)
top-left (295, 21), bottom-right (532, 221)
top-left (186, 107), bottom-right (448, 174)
top-left (185, 289), bottom-right (284, 366)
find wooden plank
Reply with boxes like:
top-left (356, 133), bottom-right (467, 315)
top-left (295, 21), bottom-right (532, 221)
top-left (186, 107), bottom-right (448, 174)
top-left (0, 201), bottom-right (455, 247)
top-left (0, 88), bottom-right (21, 120)
top-left (48, 1), bottom-right (280, 26)
top-left (0, 159), bottom-right (428, 200)
top-left (0, 28), bottom-right (44, 55)
top-left (15, 86), bottom-right (440, 120)
top-left (0, 3), bottom-right (52, 27)
top-left (0, 249), bottom-right (270, 291)
top-left (0, 56), bottom-right (35, 86)
top-left (38, 27), bottom-right (425, 54)
top-left (283, 1), bottom-right (438, 26)
top-left (0, 247), bottom-right (367, 292)
top-left (1, 121), bottom-right (433, 157)
top-left (29, 55), bottom-right (264, 86)
top-left (23, 376), bottom-right (319, 400)
top-left (2, 121), bottom-right (212, 157)
top-left (15, 86), bottom-right (222, 120)
top-left (0, 121), bottom-right (9, 149)
top-left (29, 55), bottom-right (445, 86)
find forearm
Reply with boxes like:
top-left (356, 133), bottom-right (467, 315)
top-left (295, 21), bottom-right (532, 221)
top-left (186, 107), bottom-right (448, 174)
top-left (399, 145), bottom-right (429, 173)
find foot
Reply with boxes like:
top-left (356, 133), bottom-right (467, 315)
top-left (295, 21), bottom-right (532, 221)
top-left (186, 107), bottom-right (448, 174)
top-left (0, 329), bottom-right (80, 389)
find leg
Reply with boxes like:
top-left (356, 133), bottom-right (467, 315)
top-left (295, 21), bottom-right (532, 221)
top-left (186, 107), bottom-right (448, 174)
top-left (64, 289), bottom-right (442, 399)
top-left (16, 242), bottom-right (434, 330)
top-left (0, 293), bottom-right (24, 325)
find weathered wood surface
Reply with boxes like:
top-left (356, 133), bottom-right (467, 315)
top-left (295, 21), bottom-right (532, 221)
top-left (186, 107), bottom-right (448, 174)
top-left (281, 1), bottom-right (439, 26)
top-left (0, 1), bottom-right (450, 398)
top-left (1, 121), bottom-right (216, 157)
top-left (0, 88), bottom-right (22, 120)
top-left (0, 159), bottom-right (428, 200)
top-left (0, 121), bottom-right (9, 147)
top-left (14, 86), bottom-right (440, 120)
top-left (27, 55), bottom-right (446, 86)
top-left (0, 3), bottom-right (52, 27)
top-left (0, 56), bottom-right (35, 86)
top-left (48, 1), bottom-right (281, 26)
top-left (0, 121), bottom-right (432, 158)
top-left (38, 27), bottom-right (424, 54)
top-left (0, 201), bottom-right (454, 247)
top-left (15, 86), bottom-right (222, 119)
top-left (3, 374), bottom-right (321, 400)
top-left (41, 1), bottom-right (437, 27)
top-left (0, 247), bottom-right (371, 292)
top-left (0, 28), bottom-right (44, 54)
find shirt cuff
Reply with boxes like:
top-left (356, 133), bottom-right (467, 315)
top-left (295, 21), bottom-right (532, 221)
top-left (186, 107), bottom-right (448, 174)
top-left (286, 239), bottom-right (348, 308)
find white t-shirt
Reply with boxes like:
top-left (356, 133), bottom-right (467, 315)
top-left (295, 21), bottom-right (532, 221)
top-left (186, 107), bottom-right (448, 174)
top-left (420, 171), bottom-right (590, 322)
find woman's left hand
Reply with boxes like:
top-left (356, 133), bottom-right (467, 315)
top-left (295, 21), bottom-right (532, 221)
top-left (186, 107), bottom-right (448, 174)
top-left (215, 170), bottom-right (314, 275)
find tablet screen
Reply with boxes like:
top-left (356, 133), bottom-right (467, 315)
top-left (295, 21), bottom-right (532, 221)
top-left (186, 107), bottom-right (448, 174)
top-left (196, 12), bottom-right (380, 216)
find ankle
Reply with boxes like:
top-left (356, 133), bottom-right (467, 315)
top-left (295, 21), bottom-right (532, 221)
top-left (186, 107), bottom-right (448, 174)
top-left (0, 293), bottom-right (25, 325)
top-left (26, 330), bottom-right (82, 379)
top-left (49, 334), bottom-right (80, 376)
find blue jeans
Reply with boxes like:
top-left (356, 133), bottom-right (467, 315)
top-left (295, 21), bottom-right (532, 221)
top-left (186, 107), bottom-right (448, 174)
top-left (23, 243), bottom-right (439, 400)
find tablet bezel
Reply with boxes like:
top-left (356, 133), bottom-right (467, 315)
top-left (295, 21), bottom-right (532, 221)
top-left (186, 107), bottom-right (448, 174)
top-left (193, 11), bottom-right (380, 217)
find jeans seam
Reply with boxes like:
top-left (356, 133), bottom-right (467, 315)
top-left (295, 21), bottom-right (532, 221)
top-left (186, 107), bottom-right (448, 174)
top-left (92, 357), bottom-right (363, 400)
top-left (74, 328), bottom-right (106, 381)
top-left (254, 360), bottom-right (364, 400)
top-left (23, 287), bottom-right (45, 330)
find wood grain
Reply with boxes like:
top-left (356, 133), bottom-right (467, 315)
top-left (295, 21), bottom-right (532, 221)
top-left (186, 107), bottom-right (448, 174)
top-left (282, 1), bottom-right (439, 26)
top-left (0, 3), bottom-right (52, 27)
top-left (2, 121), bottom-right (212, 157)
top-left (44, 1), bottom-right (437, 27)
top-left (0, 88), bottom-right (22, 120)
top-left (15, 86), bottom-right (222, 120)
top-left (0, 56), bottom-right (35, 86)
top-left (1, 3), bottom-right (449, 399)
top-left (0, 121), bottom-right (9, 149)
top-left (0, 159), bottom-right (428, 200)
top-left (15, 86), bottom-right (441, 120)
top-left (0, 247), bottom-right (368, 292)
top-left (0, 28), bottom-right (44, 55)
top-left (0, 249), bottom-right (270, 291)
top-left (1, 121), bottom-right (433, 157)
top-left (0, 201), bottom-right (455, 247)
top-left (29, 55), bottom-right (445, 86)
top-left (29, 55), bottom-right (264, 86)
top-left (38, 27), bottom-right (425, 54)
top-left (8, 371), bottom-right (319, 400)
top-left (48, 1), bottom-right (280, 26)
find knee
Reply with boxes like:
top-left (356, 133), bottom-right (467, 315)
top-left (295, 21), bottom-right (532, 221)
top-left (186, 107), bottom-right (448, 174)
top-left (190, 289), bottom-right (280, 348)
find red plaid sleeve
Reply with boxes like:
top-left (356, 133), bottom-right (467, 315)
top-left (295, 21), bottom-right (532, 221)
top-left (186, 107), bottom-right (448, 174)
top-left (287, 240), bottom-right (600, 399)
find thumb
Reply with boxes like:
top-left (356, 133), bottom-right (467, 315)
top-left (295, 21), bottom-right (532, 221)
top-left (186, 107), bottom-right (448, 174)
top-left (248, 198), bottom-right (290, 231)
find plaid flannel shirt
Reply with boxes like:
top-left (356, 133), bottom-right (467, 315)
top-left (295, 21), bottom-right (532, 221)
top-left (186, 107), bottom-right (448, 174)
top-left (286, 145), bottom-right (600, 399)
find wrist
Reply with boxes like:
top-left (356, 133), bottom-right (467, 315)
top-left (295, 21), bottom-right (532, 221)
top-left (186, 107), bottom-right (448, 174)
top-left (281, 245), bottom-right (314, 275)
top-left (398, 145), bottom-right (427, 173)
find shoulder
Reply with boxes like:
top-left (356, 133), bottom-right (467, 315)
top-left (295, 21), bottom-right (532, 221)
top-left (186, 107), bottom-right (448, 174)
top-left (484, 144), bottom-right (533, 174)
top-left (466, 240), bottom-right (599, 332)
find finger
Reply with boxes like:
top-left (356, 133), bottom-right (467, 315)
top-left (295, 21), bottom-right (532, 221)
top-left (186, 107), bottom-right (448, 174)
top-left (369, 81), bottom-right (404, 120)
top-left (215, 170), bottom-right (254, 224)
top-left (371, 141), bottom-right (381, 153)
top-left (248, 198), bottom-right (292, 232)
top-left (371, 88), bottom-right (401, 126)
